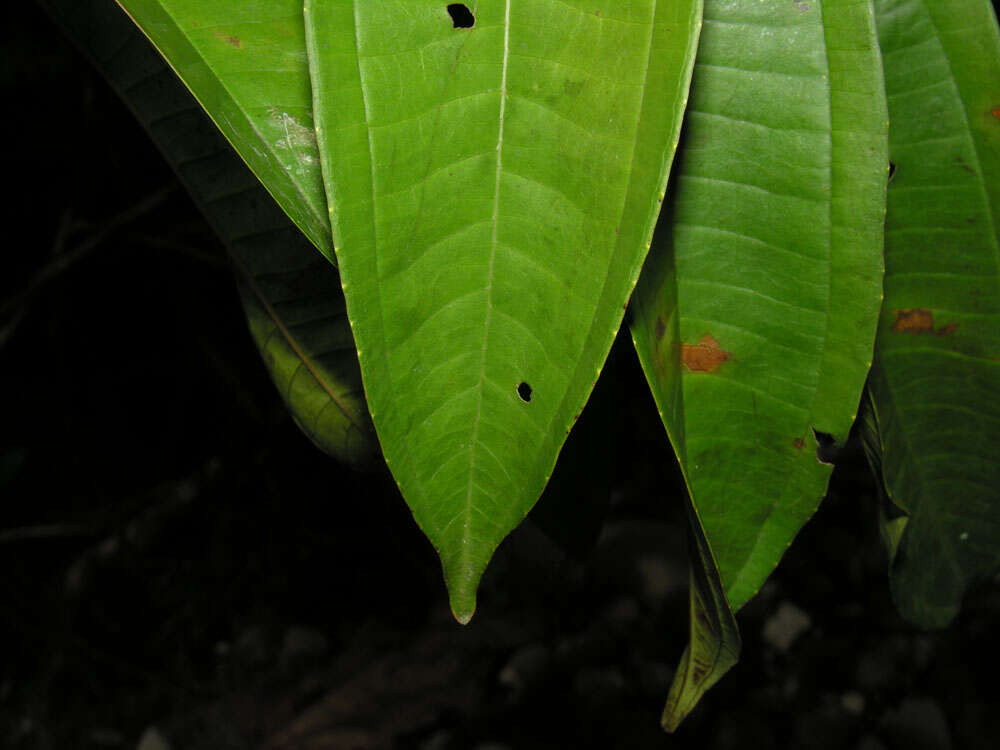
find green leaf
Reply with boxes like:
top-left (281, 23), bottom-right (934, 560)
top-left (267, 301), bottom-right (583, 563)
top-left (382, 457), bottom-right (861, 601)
top-left (234, 255), bottom-right (375, 465)
top-left (304, 0), bottom-right (703, 621)
top-left (114, 0), bottom-right (332, 257)
top-left (47, 0), bottom-right (375, 465)
top-left (631, 0), bottom-right (887, 719)
top-left (660, 504), bottom-right (741, 731)
top-left (867, 0), bottom-right (1000, 628)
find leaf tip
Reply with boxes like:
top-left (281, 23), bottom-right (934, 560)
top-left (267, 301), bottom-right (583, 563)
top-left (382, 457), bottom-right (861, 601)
top-left (451, 605), bottom-right (476, 626)
top-left (448, 586), bottom-right (477, 625)
top-left (444, 565), bottom-right (480, 625)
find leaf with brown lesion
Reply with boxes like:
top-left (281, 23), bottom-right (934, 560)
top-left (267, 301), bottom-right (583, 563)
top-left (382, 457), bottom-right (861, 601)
top-left (681, 334), bottom-right (730, 373)
top-left (891, 309), bottom-right (959, 336)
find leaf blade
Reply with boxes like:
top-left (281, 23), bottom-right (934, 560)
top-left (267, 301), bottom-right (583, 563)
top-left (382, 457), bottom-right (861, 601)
top-left (634, 0), bottom-right (888, 610)
top-left (868, 0), bottom-right (1000, 628)
top-left (305, 0), bottom-right (703, 620)
top-left (631, 0), bottom-right (887, 724)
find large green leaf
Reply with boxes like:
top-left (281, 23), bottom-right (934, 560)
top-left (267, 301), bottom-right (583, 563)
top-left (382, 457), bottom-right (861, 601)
top-left (114, 0), bottom-right (332, 256)
top-left (304, 0), bottom-right (703, 621)
top-left (867, 0), bottom-right (1000, 628)
top-left (46, 0), bottom-right (375, 465)
top-left (632, 0), bottom-right (887, 612)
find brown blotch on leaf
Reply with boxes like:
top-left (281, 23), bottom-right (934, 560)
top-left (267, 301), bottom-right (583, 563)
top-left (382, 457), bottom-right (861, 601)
top-left (695, 607), bottom-right (711, 629)
top-left (690, 662), bottom-right (709, 684)
top-left (892, 308), bottom-right (934, 333)
top-left (682, 335), bottom-right (730, 373)
top-left (992, 107), bottom-right (1000, 119)
top-left (892, 309), bottom-right (959, 336)
top-left (793, 437), bottom-right (806, 451)
top-left (655, 315), bottom-right (667, 341)
top-left (214, 30), bottom-right (243, 48)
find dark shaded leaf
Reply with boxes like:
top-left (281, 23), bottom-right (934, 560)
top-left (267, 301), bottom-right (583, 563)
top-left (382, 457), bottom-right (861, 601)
top-left (46, 0), bottom-right (375, 464)
top-left (867, 0), bottom-right (1000, 628)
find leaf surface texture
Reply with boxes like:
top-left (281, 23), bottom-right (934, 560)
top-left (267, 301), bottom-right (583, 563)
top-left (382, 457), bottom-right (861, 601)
top-left (305, 0), bottom-right (703, 620)
top-left (631, 0), bottom-right (887, 720)
top-left (867, 0), bottom-right (1000, 628)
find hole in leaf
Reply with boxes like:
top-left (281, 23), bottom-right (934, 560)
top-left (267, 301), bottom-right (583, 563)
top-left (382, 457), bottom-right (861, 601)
top-left (517, 382), bottom-right (533, 403)
top-left (888, 161), bottom-right (897, 182)
top-left (812, 428), bottom-right (839, 465)
top-left (447, 4), bottom-right (475, 28)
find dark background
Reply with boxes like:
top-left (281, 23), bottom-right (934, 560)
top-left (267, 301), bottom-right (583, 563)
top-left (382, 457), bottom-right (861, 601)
top-left (2, 2), bottom-right (999, 748)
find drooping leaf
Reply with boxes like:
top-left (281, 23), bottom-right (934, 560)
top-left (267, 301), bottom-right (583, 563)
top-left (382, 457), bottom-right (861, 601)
top-left (867, 0), bottom-right (1000, 628)
top-left (631, 0), bottom-right (888, 722)
top-left (47, 0), bottom-right (375, 465)
top-left (235, 257), bottom-right (375, 464)
top-left (113, 0), bottom-right (332, 256)
top-left (304, 0), bottom-right (703, 621)
top-left (660, 504), bottom-right (741, 731)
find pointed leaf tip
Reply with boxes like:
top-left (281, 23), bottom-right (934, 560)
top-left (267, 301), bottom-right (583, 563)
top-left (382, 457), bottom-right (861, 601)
top-left (451, 605), bottom-right (475, 626)
top-left (448, 584), bottom-right (477, 626)
top-left (443, 555), bottom-right (480, 625)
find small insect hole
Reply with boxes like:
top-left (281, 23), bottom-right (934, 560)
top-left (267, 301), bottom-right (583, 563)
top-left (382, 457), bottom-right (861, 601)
top-left (888, 161), bottom-right (897, 181)
top-left (517, 382), bottom-right (533, 403)
top-left (447, 4), bottom-right (475, 28)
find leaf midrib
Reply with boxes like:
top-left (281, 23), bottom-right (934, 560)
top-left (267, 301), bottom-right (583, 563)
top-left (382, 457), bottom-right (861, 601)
top-left (461, 0), bottom-right (511, 570)
top-left (447, 0), bottom-right (668, 578)
top-left (230, 253), bottom-right (368, 435)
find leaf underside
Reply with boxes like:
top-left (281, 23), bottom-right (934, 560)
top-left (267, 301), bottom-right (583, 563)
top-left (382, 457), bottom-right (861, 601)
top-left (51, 0), bottom-right (374, 465)
top-left (115, 0), bottom-right (333, 257)
top-left (868, 0), bottom-right (1000, 629)
top-left (632, 0), bottom-right (887, 724)
top-left (660, 506), bottom-right (741, 731)
top-left (305, 0), bottom-right (703, 621)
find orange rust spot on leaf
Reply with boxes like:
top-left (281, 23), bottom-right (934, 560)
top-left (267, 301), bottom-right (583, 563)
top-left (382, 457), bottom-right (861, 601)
top-left (682, 335), bottom-right (730, 373)
top-left (892, 309), bottom-right (959, 336)
top-left (214, 30), bottom-right (243, 48)
top-left (992, 107), bottom-right (1000, 119)
top-left (793, 437), bottom-right (805, 451)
